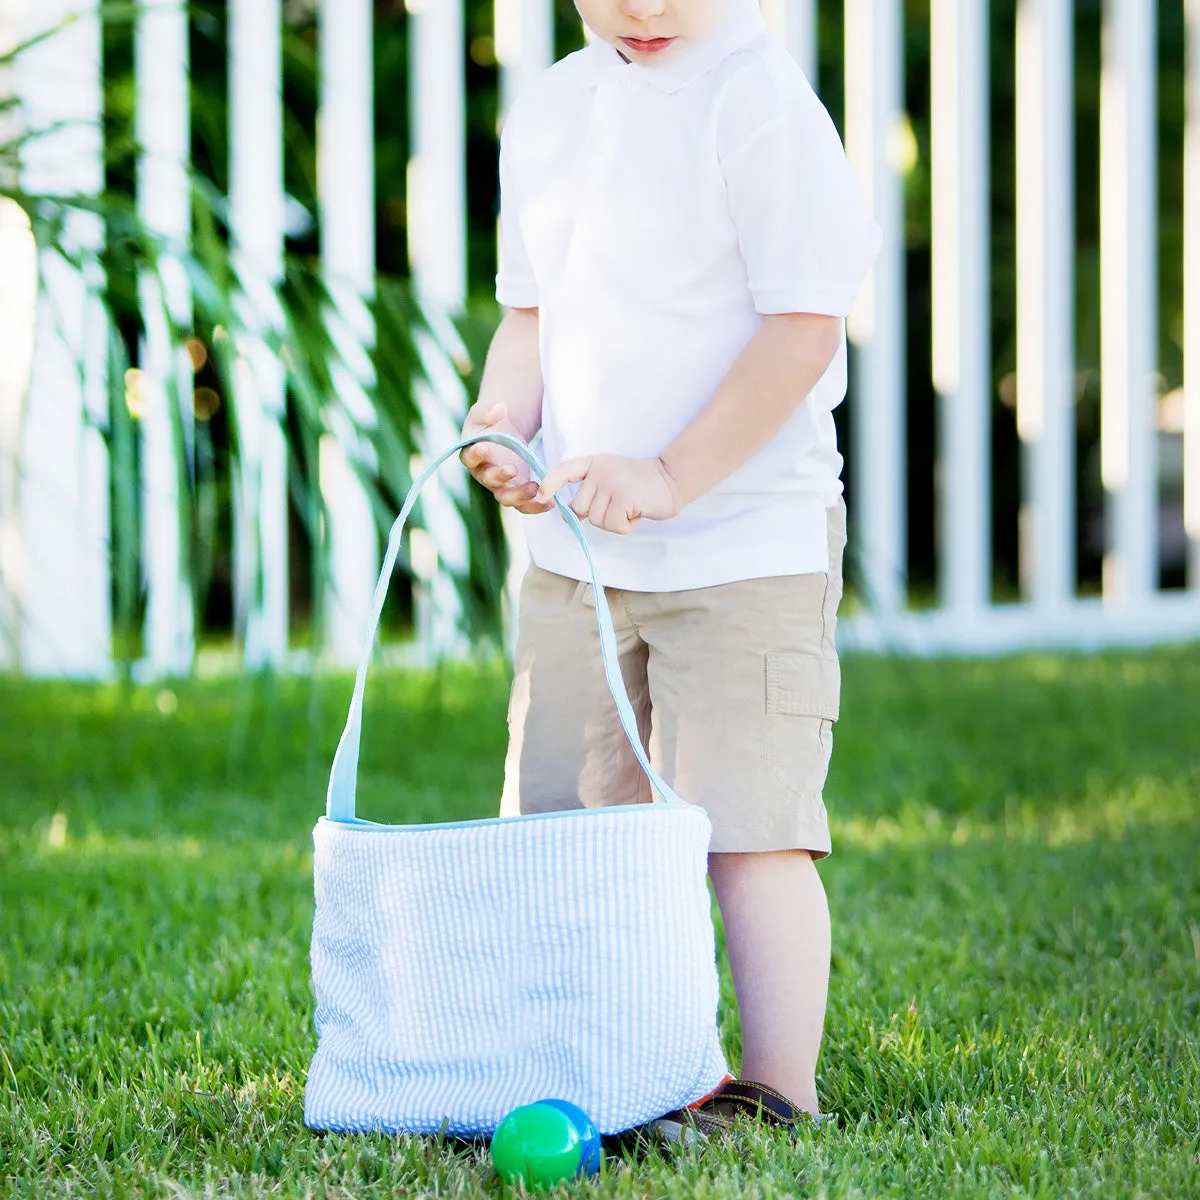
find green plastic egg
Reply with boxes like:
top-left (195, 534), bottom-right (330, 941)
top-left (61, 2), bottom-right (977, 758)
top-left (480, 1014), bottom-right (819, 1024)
top-left (490, 1101), bottom-right (584, 1189)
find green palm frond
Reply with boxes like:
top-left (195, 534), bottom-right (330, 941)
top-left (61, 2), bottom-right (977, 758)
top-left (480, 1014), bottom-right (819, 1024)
top-left (2, 179), bottom-right (505, 670)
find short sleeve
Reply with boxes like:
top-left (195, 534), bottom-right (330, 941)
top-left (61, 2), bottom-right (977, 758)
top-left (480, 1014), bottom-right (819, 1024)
top-left (495, 129), bottom-right (539, 309)
top-left (719, 74), bottom-right (882, 318)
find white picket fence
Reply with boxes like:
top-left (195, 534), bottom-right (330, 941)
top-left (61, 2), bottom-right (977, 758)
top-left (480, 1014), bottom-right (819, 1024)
top-left (0, 0), bottom-right (1198, 678)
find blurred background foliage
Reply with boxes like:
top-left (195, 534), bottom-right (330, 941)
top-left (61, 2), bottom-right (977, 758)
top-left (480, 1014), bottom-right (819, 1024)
top-left (10, 0), bottom-right (1192, 660)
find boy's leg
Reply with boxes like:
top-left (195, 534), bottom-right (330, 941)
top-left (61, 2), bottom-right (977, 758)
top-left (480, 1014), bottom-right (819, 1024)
top-left (635, 502), bottom-right (846, 1117)
top-left (706, 849), bottom-right (830, 1114)
top-left (501, 564), bottom-right (652, 815)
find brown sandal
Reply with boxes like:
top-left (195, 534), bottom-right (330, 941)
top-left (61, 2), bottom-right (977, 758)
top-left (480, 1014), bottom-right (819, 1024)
top-left (696, 1079), bottom-right (835, 1129)
top-left (610, 1080), bottom-right (832, 1158)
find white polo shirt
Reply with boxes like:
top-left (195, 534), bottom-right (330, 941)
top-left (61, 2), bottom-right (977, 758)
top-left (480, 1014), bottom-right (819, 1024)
top-left (496, 0), bottom-right (881, 592)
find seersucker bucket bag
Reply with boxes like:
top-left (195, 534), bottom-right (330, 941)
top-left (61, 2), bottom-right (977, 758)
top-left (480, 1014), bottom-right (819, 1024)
top-left (303, 432), bottom-right (729, 1138)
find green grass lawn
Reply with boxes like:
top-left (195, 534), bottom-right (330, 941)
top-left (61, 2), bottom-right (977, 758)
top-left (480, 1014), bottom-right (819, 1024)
top-left (1, 647), bottom-right (1198, 1198)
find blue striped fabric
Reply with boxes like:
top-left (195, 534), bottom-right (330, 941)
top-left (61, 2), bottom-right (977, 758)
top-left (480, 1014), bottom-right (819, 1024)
top-left (304, 803), bottom-right (728, 1136)
top-left (303, 432), bottom-right (729, 1137)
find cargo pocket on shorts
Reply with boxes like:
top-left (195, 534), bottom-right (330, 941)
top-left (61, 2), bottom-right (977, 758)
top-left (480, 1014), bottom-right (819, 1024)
top-left (765, 652), bottom-right (841, 721)
top-left (764, 652), bottom-right (841, 823)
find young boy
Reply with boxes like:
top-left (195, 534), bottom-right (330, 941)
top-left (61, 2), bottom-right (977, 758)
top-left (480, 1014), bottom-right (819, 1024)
top-left (460, 0), bottom-right (881, 1127)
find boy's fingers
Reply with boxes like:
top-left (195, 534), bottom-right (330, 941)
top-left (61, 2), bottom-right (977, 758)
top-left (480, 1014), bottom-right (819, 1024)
top-left (514, 496), bottom-right (555, 515)
top-left (481, 462), bottom-right (520, 489)
top-left (587, 494), bottom-right (612, 529)
top-left (499, 481), bottom-right (545, 510)
top-left (467, 444), bottom-right (505, 472)
top-left (535, 457), bottom-right (591, 504)
top-left (467, 452), bottom-right (520, 486)
top-left (570, 480), bottom-right (599, 520)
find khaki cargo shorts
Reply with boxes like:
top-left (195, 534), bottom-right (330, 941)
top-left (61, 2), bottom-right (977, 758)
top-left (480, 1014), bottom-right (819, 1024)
top-left (500, 501), bottom-right (845, 856)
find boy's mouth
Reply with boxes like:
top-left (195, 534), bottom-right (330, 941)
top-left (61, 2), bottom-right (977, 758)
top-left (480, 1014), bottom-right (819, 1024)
top-left (619, 36), bottom-right (677, 55)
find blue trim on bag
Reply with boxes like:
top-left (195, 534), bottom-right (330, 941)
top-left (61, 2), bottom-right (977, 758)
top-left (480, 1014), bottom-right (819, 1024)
top-left (325, 431), bottom-right (698, 823)
top-left (317, 800), bottom-right (708, 836)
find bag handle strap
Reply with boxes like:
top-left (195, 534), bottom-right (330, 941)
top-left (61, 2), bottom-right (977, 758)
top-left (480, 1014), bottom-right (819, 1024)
top-left (326, 431), bottom-right (690, 820)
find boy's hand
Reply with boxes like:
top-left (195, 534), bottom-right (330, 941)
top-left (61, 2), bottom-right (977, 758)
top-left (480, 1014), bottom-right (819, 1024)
top-left (459, 401), bottom-right (553, 514)
top-left (535, 454), bottom-right (682, 534)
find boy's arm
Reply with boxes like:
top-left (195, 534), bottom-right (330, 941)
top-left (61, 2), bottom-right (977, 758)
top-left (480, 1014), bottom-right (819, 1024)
top-left (658, 312), bottom-right (841, 509)
top-left (534, 313), bottom-right (841, 531)
top-left (460, 307), bottom-right (554, 513)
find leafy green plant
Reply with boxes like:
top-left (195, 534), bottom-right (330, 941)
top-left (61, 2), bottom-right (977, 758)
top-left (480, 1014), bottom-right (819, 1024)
top-left (0, 8), bottom-right (509, 674)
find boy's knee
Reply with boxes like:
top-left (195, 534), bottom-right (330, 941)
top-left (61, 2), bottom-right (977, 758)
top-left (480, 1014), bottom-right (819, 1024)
top-left (709, 847), bottom-right (816, 881)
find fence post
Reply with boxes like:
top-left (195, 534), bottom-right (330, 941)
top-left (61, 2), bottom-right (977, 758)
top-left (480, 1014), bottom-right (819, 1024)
top-left (1185, 0), bottom-right (1200, 590)
top-left (761, 0), bottom-right (816, 83)
top-left (844, 0), bottom-right (906, 617)
top-left (0, 198), bottom-right (36, 672)
top-left (136, 0), bottom-right (195, 675)
top-left (408, 0), bottom-right (471, 661)
top-left (12, 0), bottom-right (110, 677)
top-left (931, 0), bottom-right (990, 621)
top-left (319, 0), bottom-right (379, 668)
top-left (0, 10), bottom-right (31, 670)
top-left (1016, 0), bottom-right (1074, 609)
top-left (1100, 0), bottom-right (1158, 606)
top-left (229, 0), bottom-right (289, 668)
top-left (496, 0), bottom-right (554, 117)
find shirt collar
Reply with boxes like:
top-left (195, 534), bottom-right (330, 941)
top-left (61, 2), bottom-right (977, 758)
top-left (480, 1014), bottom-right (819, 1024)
top-left (585, 0), bottom-right (767, 94)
